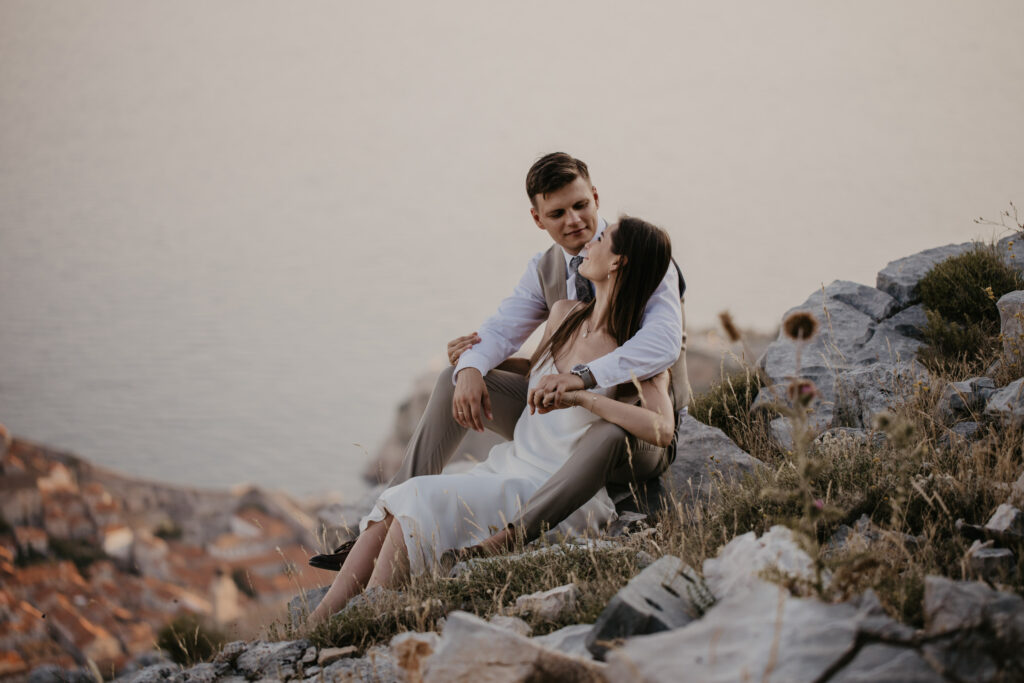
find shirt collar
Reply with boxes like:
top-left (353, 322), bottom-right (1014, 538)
top-left (560, 217), bottom-right (608, 271)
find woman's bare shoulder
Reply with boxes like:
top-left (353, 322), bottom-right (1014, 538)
top-left (549, 299), bottom-right (577, 318)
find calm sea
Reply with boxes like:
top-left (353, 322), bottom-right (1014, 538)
top-left (2, 1), bottom-right (1022, 500)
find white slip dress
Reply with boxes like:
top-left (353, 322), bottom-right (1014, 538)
top-left (360, 357), bottom-right (617, 575)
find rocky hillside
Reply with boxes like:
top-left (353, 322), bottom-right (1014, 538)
top-left (26, 228), bottom-right (1024, 682)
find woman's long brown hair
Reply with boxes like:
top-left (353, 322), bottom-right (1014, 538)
top-left (530, 216), bottom-right (672, 373)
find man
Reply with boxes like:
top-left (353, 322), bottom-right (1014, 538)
top-left (311, 152), bottom-right (689, 570)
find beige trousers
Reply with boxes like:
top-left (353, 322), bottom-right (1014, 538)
top-left (388, 366), bottom-right (670, 541)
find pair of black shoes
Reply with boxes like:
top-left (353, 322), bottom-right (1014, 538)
top-left (308, 539), bottom-right (356, 571)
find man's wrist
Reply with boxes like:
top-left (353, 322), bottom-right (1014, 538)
top-left (570, 364), bottom-right (597, 390)
top-left (455, 367), bottom-right (483, 382)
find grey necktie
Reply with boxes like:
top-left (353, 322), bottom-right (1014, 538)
top-left (569, 255), bottom-right (594, 303)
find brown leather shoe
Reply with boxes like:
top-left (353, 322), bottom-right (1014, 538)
top-left (308, 538), bottom-right (356, 571)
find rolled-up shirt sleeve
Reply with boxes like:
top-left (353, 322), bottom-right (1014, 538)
top-left (587, 263), bottom-right (683, 388)
top-left (453, 252), bottom-right (549, 383)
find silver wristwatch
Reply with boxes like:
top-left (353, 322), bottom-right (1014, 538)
top-left (570, 364), bottom-right (597, 390)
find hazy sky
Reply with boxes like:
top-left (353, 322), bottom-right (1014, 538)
top-left (1, 1), bottom-right (1022, 496)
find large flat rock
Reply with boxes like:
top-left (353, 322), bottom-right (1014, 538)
top-left (922, 576), bottom-right (1024, 681)
top-left (421, 611), bottom-right (605, 682)
top-left (585, 555), bottom-right (701, 659)
top-left (665, 414), bottom-right (762, 504)
top-left (876, 242), bottom-right (975, 307)
top-left (605, 583), bottom-right (939, 682)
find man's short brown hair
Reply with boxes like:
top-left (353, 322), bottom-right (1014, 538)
top-left (525, 152), bottom-right (590, 207)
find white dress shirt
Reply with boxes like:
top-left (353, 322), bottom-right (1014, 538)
top-left (454, 218), bottom-right (683, 388)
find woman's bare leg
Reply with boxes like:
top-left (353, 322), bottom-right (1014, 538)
top-left (308, 518), bottom-right (389, 623)
top-left (366, 517), bottom-right (411, 589)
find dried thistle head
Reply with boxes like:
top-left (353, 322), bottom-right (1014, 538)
top-left (719, 311), bottom-right (742, 343)
top-left (786, 378), bottom-right (819, 408)
top-left (783, 311), bottom-right (819, 341)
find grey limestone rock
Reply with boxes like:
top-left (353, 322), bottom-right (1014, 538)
top-left (984, 377), bottom-right (1024, 426)
top-left (966, 541), bottom-right (1016, 582)
top-left (584, 556), bottom-right (702, 659)
top-left (665, 414), bottom-right (763, 505)
top-left (605, 581), bottom-right (939, 683)
top-left (854, 306), bottom-right (926, 365)
top-left (421, 611), bottom-right (604, 682)
top-left (834, 362), bottom-right (929, 428)
top-left (234, 639), bottom-right (310, 681)
top-left (320, 645), bottom-right (397, 682)
top-left (996, 232), bottom-right (1024, 274)
top-left (177, 663), bottom-right (219, 682)
top-left (985, 503), bottom-right (1024, 538)
top-left (803, 280), bottom-right (899, 322)
top-left (876, 241), bottom-right (976, 307)
top-left (488, 615), bottom-right (533, 637)
top-left (30, 666), bottom-right (98, 683)
top-left (288, 586), bottom-right (329, 626)
top-left (922, 576), bottom-right (1024, 681)
top-left (1011, 471), bottom-right (1024, 508)
top-left (513, 583), bottom-right (579, 621)
top-left (936, 376), bottom-right (997, 423)
top-left (703, 525), bottom-right (822, 598)
top-left (120, 663), bottom-right (180, 683)
top-left (533, 625), bottom-right (594, 660)
top-left (997, 289), bottom-right (1024, 362)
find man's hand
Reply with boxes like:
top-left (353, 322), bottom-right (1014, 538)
top-left (452, 368), bottom-right (493, 432)
top-left (447, 332), bottom-right (482, 366)
top-left (528, 372), bottom-right (585, 414)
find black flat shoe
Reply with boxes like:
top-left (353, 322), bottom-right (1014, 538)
top-left (308, 538), bottom-right (356, 571)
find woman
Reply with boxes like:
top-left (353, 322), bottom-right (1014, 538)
top-left (308, 216), bottom-right (676, 623)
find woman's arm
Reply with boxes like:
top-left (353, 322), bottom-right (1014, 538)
top-left (566, 371), bottom-right (675, 447)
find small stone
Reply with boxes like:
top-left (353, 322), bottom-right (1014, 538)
top-left (985, 503), bottom-right (1024, 538)
top-left (984, 378), bottom-right (1024, 426)
top-left (1010, 471), bottom-right (1024, 508)
top-left (390, 631), bottom-right (440, 680)
top-left (301, 646), bottom-right (316, 665)
top-left (235, 639), bottom-right (309, 680)
top-left (513, 583), bottom-right (580, 621)
top-left (935, 377), bottom-right (996, 423)
top-left (966, 541), bottom-right (1016, 582)
top-left (318, 646), bottom-right (358, 666)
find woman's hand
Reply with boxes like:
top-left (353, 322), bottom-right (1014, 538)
top-left (528, 372), bottom-right (585, 413)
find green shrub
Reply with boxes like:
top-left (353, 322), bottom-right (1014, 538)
top-left (918, 244), bottom-right (1022, 326)
top-left (157, 613), bottom-right (227, 665)
top-left (917, 244), bottom-right (1022, 367)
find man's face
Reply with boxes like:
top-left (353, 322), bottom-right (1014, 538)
top-left (530, 176), bottom-right (600, 255)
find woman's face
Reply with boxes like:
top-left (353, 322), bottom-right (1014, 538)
top-left (579, 223), bottom-right (620, 282)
